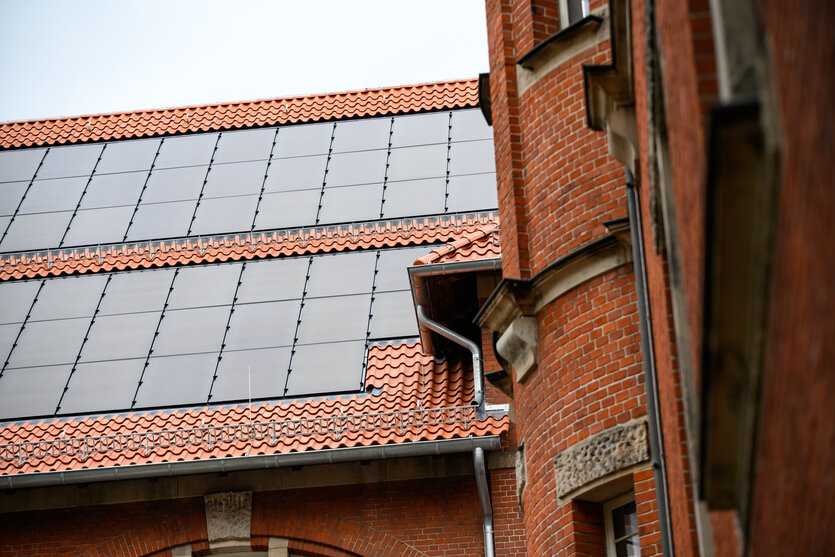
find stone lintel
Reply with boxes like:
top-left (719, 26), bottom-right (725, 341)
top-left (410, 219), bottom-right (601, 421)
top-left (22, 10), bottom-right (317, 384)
top-left (204, 491), bottom-right (252, 546)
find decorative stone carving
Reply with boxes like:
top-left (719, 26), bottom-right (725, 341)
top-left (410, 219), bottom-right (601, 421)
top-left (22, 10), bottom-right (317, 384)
top-left (515, 445), bottom-right (527, 513)
top-left (496, 316), bottom-right (538, 382)
top-left (554, 418), bottom-right (649, 497)
top-left (204, 491), bottom-right (252, 544)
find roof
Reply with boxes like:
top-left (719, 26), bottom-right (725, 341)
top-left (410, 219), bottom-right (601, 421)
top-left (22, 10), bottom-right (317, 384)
top-left (0, 79), bottom-right (479, 149)
top-left (0, 80), bottom-right (503, 481)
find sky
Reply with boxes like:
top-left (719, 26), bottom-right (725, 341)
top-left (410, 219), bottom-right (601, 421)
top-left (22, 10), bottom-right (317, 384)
top-left (0, 0), bottom-right (490, 123)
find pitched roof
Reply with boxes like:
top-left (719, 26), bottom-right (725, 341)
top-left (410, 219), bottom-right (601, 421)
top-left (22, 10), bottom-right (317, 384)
top-left (413, 226), bottom-right (501, 266)
top-left (0, 341), bottom-right (508, 478)
top-left (0, 79), bottom-right (478, 149)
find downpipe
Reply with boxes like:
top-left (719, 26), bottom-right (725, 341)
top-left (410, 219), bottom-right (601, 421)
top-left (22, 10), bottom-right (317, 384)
top-left (415, 305), bottom-right (485, 416)
top-left (474, 447), bottom-right (496, 557)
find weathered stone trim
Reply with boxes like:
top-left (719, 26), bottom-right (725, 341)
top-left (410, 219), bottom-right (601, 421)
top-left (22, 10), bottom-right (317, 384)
top-left (554, 417), bottom-right (649, 498)
top-left (205, 491), bottom-right (252, 547)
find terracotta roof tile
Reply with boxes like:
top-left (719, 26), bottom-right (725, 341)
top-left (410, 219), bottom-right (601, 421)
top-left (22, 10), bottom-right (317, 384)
top-left (413, 226), bottom-right (501, 266)
top-left (0, 79), bottom-right (479, 150)
top-left (0, 213), bottom-right (499, 281)
top-left (0, 342), bottom-right (508, 477)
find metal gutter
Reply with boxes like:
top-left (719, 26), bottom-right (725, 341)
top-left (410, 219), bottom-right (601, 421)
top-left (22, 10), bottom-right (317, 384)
top-left (2, 436), bottom-right (501, 491)
top-left (626, 169), bottom-right (674, 557)
top-left (416, 305), bottom-right (485, 416)
top-left (473, 447), bottom-right (496, 557)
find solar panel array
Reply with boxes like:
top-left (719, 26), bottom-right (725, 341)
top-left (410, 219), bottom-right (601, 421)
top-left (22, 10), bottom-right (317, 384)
top-left (0, 109), bottom-right (496, 421)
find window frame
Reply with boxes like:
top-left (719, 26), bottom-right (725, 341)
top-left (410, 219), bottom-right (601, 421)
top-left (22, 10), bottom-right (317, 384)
top-left (603, 492), bottom-right (641, 557)
top-left (559, 0), bottom-right (590, 28)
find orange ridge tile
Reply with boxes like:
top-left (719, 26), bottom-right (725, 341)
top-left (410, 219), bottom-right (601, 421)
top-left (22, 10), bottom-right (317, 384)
top-left (413, 225), bottom-right (502, 265)
top-left (0, 79), bottom-right (479, 150)
top-left (0, 342), bottom-right (507, 476)
top-left (0, 213), bottom-right (500, 281)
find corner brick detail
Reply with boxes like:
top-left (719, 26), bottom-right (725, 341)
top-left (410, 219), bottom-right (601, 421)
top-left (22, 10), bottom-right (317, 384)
top-left (554, 418), bottom-right (649, 497)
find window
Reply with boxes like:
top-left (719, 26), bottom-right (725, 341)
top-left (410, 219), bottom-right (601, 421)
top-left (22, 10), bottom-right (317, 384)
top-left (604, 493), bottom-right (641, 557)
top-left (560, 0), bottom-right (590, 27)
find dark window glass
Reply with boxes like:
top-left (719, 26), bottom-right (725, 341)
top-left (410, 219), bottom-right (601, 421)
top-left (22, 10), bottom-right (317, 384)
top-left (125, 199), bottom-right (196, 241)
top-left (213, 127), bottom-right (276, 164)
top-left (448, 139), bottom-right (495, 176)
top-left (0, 182), bottom-right (28, 216)
top-left (37, 143), bottom-right (103, 180)
top-left (141, 165), bottom-right (207, 203)
top-left (0, 280), bottom-right (40, 324)
top-left (79, 312), bottom-right (159, 362)
top-left (0, 211), bottom-right (73, 252)
top-left (237, 257), bottom-right (309, 303)
top-left (80, 171), bottom-right (146, 210)
top-left (29, 274), bottom-right (108, 321)
top-left (0, 365), bottom-right (70, 419)
top-left (381, 177), bottom-right (446, 219)
top-left (390, 112), bottom-right (449, 148)
top-left (134, 352), bottom-right (217, 408)
top-left (202, 160), bottom-right (267, 199)
top-left (567, 0), bottom-right (587, 25)
top-left (387, 144), bottom-right (448, 182)
top-left (0, 148), bottom-right (45, 183)
top-left (62, 205), bottom-right (134, 247)
top-left (332, 117), bottom-right (391, 153)
top-left (152, 305), bottom-right (229, 357)
top-left (253, 189), bottom-right (320, 230)
top-left (446, 173), bottom-right (498, 213)
top-left (97, 138), bottom-right (160, 174)
top-left (18, 177), bottom-right (88, 214)
top-left (262, 155), bottom-right (327, 193)
top-left (318, 183), bottom-right (382, 224)
top-left (369, 290), bottom-right (418, 339)
top-left (212, 347), bottom-right (290, 402)
top-left (306, 251), bottom-right (377, 298)
top-left (7, 318), bottom-right (89, 368)
top-left (100, 268), bottom-right (174, 316)
top-left (167, 263), bottom-right (241, 309)
top-left (326, 149), bottom-right (387, 186)
top-left (295, 294), bottom-right (371, 345)
top-left (223, 300), bottom-right (301, 351)
top-left (154, 133), bottom-right (218, 169)
top-left (285, 340), bottom-right (365, 396)
top-left (450, 109), bottom-right (493, 142)
top-left (375, 246), bottom-right (434, 292)
top-left (58, 358), bottom-right (144, 415)
top-left (274, 123), bottom-right (333, 158)
top-left (190, 195), bottom-right (258, 235)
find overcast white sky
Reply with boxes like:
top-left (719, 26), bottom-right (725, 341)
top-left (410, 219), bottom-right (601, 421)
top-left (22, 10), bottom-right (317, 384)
top-left (0, 0), bottom-right (489, 123)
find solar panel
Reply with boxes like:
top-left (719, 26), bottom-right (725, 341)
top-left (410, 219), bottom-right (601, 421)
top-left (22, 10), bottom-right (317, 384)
top-left (446, 173), bottom-right (499, 213)
top-left (0, 280), bottom-right (40, 325)
top-left (153, 133), bottom-right (218, 170)
top-left (124, 200), bottom-right (196, 241)
top-left (295, 294), bottom-right (371, 345)
top-left (0, 182), bottom-right (28, 216)
top-left (151, 305), bottom-right (229, 356)
top-left (211, 346), bottom-right (290, 402)
top-left (28, 274), bottom-right (107, 321)
top-left (0, 147), bottom-right (45, 183)
top-left (18, 177), bottom-right (88, 214)
top-left (141, 165), bottom-right (207, 204)
top-left (253, 189), bottom-right (321, 230)
top-left (390, 111), bottom-right (450, 148)
top-left (332, 117), bottom-right (391, 153)
top-left (317, 183), bottom-right (383, 224)
top-left (381, 177), bottom-right (447, 219)
top-left (262, 155), bottom-right (327, 193)
top-left (213, 127), bottom-right (276, 164)
top-left (79, 171), bottom-right (147, 210)
top-left (448, 139), bottom-right (496, 176)
top-left (285, 340), bottom-right (365, 396)
top-left (7, 318), bottom-right (89, 368)
top-left (58, 359), bottom-right (145, 415)
top-left (305, 251), bottom-right (377, 297)
top-left (223, 300), bottom-right (301, 351)
top-left (79, 312), bottom-right (160, 362)
top-left (375, 246), bottom-right (434, 292)
top-left (450, 109), bottom-right (493, 142)
top-left (236, 257), bottom-right (309, 304)
top-left (62, 205), bottom-right (134, 247)
top-left (0, 365), bottom-right (71, 420)
top-left (0, 323), bottom-right (22, 364)
top-left (134, 353), bottom-right (217, 408)
top-left (274, 122), bottom-right (333, 158)
top-left (370, 290), bottom-right (419, 339)
top-left (190, 195), bottom-right (258, 235)
top-left (99, 268), bottom-right (174, 315)
top-left (97, 138), bottom-right (160, 174)
top-left (36, 143), bottom-right (103, 180)
top-left (326, 149), bottom-right (387, 187)
top-left (0, 211), bottom-right (73, 252)
top-left (167, 263), bottom-right (241, 309)
top-left (386, 144), bottom-right (448, 182)
top-left (202, 160), bottom-right (267, 199)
